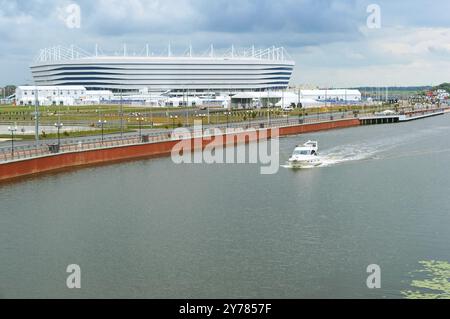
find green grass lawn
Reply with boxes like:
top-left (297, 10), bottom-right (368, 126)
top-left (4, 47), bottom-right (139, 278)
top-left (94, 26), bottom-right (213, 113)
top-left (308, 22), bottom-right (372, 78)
top-left (0, 102), bottom-right (406, 136)
top-left (0, 128), bottom-right (135, 141)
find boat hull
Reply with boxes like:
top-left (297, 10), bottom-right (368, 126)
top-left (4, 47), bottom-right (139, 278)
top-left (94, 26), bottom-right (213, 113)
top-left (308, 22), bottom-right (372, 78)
top-left (288, 158), bottom-right (322, 169)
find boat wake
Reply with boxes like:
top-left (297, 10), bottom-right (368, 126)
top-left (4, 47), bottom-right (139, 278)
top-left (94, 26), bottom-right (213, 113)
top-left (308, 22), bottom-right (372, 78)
top-left (283, 136), bottom-right (414, 169)
top-left (283, 122), bottom-right (450, 169)
top-left (318, 144), bottom-right (381, 167)
top-left (282, 146), bottom-right (378, 169)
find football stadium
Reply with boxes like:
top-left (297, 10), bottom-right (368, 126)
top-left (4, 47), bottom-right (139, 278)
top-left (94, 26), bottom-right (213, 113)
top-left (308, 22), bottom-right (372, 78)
top-left (31, 45), bottom-right (295, 93)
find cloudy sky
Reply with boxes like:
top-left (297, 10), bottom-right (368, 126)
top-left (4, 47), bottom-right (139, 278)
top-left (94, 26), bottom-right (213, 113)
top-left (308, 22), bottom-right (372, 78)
top-left (1, 0), bottom-right (450, 87)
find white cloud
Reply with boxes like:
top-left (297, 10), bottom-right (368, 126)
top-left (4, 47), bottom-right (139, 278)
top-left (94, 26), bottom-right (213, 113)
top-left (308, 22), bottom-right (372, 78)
top-left (1, 0), bottom-right (450, 86)
top-left (374, 27), bottom-right (450, 57)
top-left (292, 26), bottom-right (450, 86)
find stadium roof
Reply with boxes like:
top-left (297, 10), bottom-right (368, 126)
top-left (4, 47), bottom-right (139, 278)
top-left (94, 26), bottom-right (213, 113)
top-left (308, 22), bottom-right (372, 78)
top-left (34, 45), bottom-right (294, 64)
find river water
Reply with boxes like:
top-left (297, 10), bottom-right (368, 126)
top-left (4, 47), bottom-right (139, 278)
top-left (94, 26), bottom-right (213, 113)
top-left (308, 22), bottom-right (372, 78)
top-left (1, 114), bottom-right (450, 299)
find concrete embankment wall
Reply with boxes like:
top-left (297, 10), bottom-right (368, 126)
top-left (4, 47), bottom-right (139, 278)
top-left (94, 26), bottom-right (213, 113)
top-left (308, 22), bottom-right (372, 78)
top-left (0, 119), bottom-right (360, 182)
top-left (278, 118), bottom-right (360, 136)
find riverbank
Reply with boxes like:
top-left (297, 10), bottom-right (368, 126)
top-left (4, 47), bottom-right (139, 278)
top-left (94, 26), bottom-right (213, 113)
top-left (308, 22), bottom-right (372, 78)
top-left (0, 107), bottom-right (445, 182)
top-left (0, 118), bottom-right (359, 182)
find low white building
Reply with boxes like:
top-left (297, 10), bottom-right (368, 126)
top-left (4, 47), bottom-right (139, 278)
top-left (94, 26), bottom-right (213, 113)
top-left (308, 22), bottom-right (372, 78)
top-left (279, 89), bottom-right (362, 107)
top-left (230, 89), bottom-right (361, 109)
top-left (14, 86), bottom-right (362, 108)
top-left (16, 86), bottom-right (87, 106)
top-left (231, 91), bottom-right (325, 109)
top-left (15, 86), bottom-right (115, 106)
top-left (0, 98), bottom-right (13, 105)
top-left (434, 89), bottom-right (449, 100)
top-left (299, 89), bottom-right (361, 102)
top-left (83, 90), bottom-right (115, 104)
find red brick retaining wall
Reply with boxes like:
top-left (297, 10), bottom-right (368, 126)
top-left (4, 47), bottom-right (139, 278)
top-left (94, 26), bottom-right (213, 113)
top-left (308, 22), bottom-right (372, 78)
top-left (0, 119), bottom-right (360, 182)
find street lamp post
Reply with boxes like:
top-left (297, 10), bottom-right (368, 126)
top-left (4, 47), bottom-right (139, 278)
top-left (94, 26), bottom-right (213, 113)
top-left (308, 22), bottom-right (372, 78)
top-left (120, 89), bottom-right (124, 138)
top-left (54, 122), bottom-right (63, 151)
top-left (268, 109), bottom-right (273, 126)
top-left (196, 114), bottom-right (206, 132)
top-left (225, 111), bottom-right (231, 128)
top-left (8, 125), bottom-right (17, 159)
top-left (34, 88), bottom-right (40, 147)
top-left (150, 109), bottom-right (154, 128)
top-left (170, 115), bottom-right (178, 129)
top-left (138, 117), bottom-right (144, 137)
top-left (98, 120), bottom-right (107, 144)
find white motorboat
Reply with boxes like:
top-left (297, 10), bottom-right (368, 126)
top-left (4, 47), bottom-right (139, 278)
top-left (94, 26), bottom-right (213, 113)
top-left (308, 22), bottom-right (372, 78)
top-left (288, 140), bottom-right (322, 168)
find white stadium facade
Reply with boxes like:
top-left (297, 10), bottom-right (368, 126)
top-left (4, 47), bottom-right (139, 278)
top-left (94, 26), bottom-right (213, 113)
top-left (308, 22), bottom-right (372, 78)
top-left (31, 45), bottom-right (295, 93)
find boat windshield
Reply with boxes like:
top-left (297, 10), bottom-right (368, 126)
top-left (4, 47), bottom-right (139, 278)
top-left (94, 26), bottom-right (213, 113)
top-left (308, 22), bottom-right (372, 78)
top-left (293, 150), bottom-right (311, 156)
